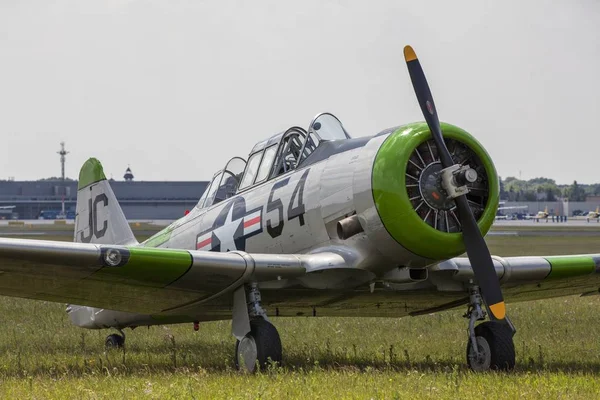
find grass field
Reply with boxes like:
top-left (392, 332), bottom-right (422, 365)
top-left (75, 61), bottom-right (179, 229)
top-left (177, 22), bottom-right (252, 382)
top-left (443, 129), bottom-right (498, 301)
top-left (0, 226), bottom-right (599, 398)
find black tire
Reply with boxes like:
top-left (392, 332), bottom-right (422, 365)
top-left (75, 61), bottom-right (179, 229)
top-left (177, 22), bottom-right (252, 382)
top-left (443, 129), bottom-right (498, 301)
top-left (105, 333), bottom-right (125, 349)
top-left (467, 321), bottom-right (515, 371)
top-left (235, 319), bottom-right (282, 372)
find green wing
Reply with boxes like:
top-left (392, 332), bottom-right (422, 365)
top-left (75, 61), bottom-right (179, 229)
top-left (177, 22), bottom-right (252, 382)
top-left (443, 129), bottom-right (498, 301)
top-left (431, 254), bottom-right (600, 303)
top-left (0, 238), bottom-right (330, 314)
top-left (2, 236), bottom-right (598, 316)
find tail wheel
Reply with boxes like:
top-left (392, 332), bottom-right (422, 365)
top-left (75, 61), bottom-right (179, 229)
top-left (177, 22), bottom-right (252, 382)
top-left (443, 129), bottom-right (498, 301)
top-left (466, 321), bottom-right (515, 371)
top-left (105, 333), bottom-right (125, 349)
top-left (235, 318), bottom-right (282, 372)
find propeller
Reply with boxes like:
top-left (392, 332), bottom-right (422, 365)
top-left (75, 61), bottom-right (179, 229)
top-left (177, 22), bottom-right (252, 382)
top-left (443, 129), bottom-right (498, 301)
top-left (403, 45), bottom-right (505, 321)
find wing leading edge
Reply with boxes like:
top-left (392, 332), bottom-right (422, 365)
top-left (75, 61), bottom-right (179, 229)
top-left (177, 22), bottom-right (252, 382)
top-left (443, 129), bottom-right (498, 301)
top-left (0, 238), bottom-right (346, 315)
top-left (2, 236), bottom-right (597, 317)
top-left (431, 254), bottom-right (600, 302)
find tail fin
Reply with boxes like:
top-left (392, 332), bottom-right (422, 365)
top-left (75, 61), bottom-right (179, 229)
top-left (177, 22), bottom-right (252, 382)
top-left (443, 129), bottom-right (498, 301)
top-left (74, 158), bottom-right (138, 245)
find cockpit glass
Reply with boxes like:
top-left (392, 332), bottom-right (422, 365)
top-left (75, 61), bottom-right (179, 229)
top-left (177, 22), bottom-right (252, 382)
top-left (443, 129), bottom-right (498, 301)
top-left (255, 145), bottom-right (277, 183)
top-left (200, 171), bottom-right (223, 209)
top-left (197, 113), bottom-right (349, 201)
top-left (212, 172), bottom-right (238, 205)
top-left (299, 132), bottom-right (319, 160)
top-left (309, 113), bottom-right (349, 142)
top-left (225, 157), bottom-right (246, 175)
top-left (239, 151), bottom-right (263, 190)
top-left (196, 182), bottom-right (211, 209)
top-left (223, 157), bottom-right (246, 191)
top-left (271, 130), bottom-right (306, 178)
top-left (295, 113), bottom-right (349, 166)
top-left (197, 157), bottom-right (247, 209)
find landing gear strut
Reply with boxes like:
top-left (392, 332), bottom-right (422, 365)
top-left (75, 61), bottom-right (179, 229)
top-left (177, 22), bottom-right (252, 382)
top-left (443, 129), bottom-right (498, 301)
top-left (464, 286), bottom-right (515, 371)
top-left (233, 283), bottom-right (282, 372)
top-left (105, 329), bottom-right (125, 349)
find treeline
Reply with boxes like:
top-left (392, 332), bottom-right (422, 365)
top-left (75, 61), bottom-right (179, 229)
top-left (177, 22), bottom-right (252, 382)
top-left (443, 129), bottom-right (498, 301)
top-left (500, 177), bottom-right (598, 202)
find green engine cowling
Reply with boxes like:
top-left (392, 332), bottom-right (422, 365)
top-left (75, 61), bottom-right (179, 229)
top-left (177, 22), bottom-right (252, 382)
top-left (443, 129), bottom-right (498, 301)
top-left (371, 122), bottom-right (499, 260)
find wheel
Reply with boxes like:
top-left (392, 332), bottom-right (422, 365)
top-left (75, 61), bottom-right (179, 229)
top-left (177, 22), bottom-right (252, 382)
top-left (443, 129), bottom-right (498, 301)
top-left (466, 321), bottom-right (515, 371)
top-left (235, 318), bottom-right (282, 372)
top-left (105, 333), bottom-right (125, 349)
top-left (466, 336), bottom-right (491, 372)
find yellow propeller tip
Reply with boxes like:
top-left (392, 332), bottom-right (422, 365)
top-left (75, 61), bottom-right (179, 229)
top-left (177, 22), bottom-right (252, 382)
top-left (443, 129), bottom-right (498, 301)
top-left (489, 301), bottom-right (506, 320)
top-left (404, 45), bottom-right (417, 62)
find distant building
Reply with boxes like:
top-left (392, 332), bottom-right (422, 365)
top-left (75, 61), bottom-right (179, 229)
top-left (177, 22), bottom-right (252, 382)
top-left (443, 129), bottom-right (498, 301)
top-left (0, 144), bottom-right (209, 220)
top-left (0, 179), bottom-right (208, 220)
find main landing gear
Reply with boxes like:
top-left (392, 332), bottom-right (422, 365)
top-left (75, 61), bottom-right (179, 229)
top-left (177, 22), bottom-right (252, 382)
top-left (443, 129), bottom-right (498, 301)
top-left (464, 286), bottom-right (515, 371)
top-left (232, 283), bottom-right (282, 372)
top-left (105, 329), bottom-right (126, 349)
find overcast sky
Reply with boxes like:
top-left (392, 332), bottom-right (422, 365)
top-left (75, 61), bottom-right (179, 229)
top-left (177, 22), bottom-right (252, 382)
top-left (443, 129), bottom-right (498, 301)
top-left (1, 1), bottom-right (599, 184)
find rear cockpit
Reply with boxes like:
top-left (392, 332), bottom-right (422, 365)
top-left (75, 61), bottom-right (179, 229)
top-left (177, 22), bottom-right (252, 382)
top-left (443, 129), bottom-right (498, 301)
top-left (196, 113), bottom-right (350, 210)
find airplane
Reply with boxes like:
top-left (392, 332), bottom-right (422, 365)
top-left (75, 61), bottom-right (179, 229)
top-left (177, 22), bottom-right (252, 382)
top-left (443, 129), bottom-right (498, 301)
top-left (497, 202), bottom-right (528, 212)
top-left (586, 207), bottom-right (600, 222)
top-left (495, 202), bottom-right (528, 220)
top-left (0, 205), bottom-right (16, 220)
top-left (1, 45), bottom-right (599, 373)
top-left (533, 206), bottom-right (549, 222)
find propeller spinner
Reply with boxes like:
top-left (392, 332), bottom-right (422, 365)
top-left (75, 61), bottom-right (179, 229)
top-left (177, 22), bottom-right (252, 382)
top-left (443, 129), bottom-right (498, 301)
top-left (403, 45), bottom-right (505, 321)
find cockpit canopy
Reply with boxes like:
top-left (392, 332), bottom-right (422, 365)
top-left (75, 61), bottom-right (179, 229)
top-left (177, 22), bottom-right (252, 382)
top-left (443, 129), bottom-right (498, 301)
top-left (197, 112), bottom-right (350, 209)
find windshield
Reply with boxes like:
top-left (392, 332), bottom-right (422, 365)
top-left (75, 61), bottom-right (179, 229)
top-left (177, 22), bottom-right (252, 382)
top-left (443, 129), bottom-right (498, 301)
top-left (308, 113), bottom-right (350, 142)
top-left (197, 157), bottom-right (247, 209)
top-left (198, 171), bottom-right (223, 209)
top-left (196, 184), bottom-right (210, 209)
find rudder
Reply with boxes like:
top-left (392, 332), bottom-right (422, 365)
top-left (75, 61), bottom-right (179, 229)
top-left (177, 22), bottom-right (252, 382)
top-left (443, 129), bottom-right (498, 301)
top-left (74, 158), bottom-right (137, 245)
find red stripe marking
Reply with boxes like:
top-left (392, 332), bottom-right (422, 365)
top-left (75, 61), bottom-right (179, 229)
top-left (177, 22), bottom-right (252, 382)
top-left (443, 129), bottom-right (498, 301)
top-left (197, 237), bottom-right (212, 249)
top-left (244, 216), bottom-right (261, 228)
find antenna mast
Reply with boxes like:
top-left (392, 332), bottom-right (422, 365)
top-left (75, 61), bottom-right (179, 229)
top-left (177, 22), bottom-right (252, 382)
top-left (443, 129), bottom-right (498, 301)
top-left (57, 142), bottom-right (69, 217)
top-left (57, 142), bottom-right (68, 181)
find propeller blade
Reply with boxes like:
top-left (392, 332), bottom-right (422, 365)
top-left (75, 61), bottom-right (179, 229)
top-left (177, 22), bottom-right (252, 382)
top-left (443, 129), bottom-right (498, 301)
top-left (403, 45), bottom-right (505, 320)
top-left (455, 196), bottom-right (505, 319)
top-left (402, 46), bottom-right (453, 168)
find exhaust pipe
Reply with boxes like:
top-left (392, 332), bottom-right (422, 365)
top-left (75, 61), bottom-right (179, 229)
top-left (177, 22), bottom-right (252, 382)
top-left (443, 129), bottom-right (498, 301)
top-left (337, 215), bottom-right (364, 240)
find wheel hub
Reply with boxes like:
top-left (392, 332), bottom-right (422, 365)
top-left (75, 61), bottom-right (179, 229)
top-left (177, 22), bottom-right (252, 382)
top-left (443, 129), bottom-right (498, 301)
top-left (467, 336), bottom-right (491, 372)
top-left (237, 336), bottom-right (258, 372)
top-left (419, 162), bottom-right (454, 211)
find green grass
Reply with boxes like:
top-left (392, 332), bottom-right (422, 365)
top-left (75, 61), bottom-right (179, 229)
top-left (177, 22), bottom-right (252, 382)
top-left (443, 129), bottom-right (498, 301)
top-left (491, 224), bottom-right (600, 232)
top-left (0, 229), bottom-right (599, 398)
top-left (486, 235), bottom-right (600, 256)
